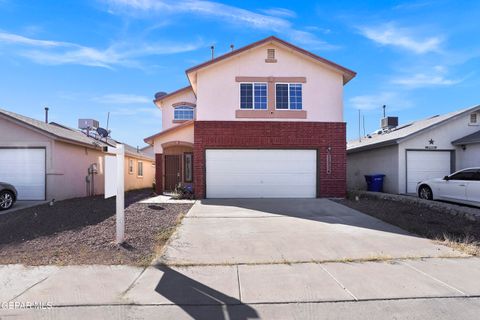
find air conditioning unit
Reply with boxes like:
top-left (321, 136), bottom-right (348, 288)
top-left (381, 117), bottom-right (398, 130)
top-left (78, 119), bottom-right (99, 130)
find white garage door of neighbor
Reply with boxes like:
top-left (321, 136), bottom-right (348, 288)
top-left (0, 148), bottom-right (46, 200)
top-left (406, 150), bottom-right (451, 193)
top-left (206, 149), bottom-right (317, 198)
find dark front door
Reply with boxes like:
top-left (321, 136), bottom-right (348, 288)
top-left (165, 155), bottom-right (181, 191)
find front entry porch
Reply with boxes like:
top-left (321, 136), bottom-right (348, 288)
top-left (159, 142), bottom-right (194, 193)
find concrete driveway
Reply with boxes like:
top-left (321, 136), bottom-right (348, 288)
top-left (159, 198), bottom-right (462, 265)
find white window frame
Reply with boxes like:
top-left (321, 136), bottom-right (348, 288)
top-left (128, 159), bottom-right (134, 174)
top-left (137, 161), bottom-right (143, 177)
top-left (173, 105), bottom-right (195, 121)
top-left (239, 82), bottom-right (268, 110)
top-left (274, 83), bottom-right (303, 110)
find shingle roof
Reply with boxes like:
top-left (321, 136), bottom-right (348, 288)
top-left (347, 105), bottom-right (480, 153)
top-left (451, 130), bottom-right (480, 145)
top-left (0, 108), bottom-right (109, 148)
top-left (0, 108), bottom-right (154, 161)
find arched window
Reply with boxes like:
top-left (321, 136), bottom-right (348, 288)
top-left (174, 106), bottom-right (194, 121)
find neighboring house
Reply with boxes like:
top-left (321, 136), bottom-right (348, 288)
top-left (0, 108), bottom-right (154, 201)
top-left (347, 105), bottom-right (480, 194)
top-left (144, 36), bottom-right (356, 198)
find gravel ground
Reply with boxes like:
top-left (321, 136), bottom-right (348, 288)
top-left (0, 189), bottom-right (193, 266)
top-left (336, 197), bottom-right (480, 244)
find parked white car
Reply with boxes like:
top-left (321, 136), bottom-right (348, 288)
top-left (416, 168), bottom-right (480, 207)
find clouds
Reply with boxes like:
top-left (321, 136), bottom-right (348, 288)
top-left (392, 66), bottom-right (463, 88)
top-left (102, 0), bottom-right (334, 49)
top-left (349, 92), bottom-right (412, 111)
top-left (93, 94), bottom-right (151, 104)
top-left (357, 23), bottom-right (442, 54)
top-left (0, 31), bottom-right (203, 68)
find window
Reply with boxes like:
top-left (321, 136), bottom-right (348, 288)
top-left (289, 84), bottom-right (302, 110)
top-left (184, 153), bottom-right (193, 182)
top-left (240, 83), bottom-right (267, 109)
top-left (449, 169), bottom-right (477, 181)
top-left (137, 161), bottom-right (143, 177)
top-left (276, 83), bottom-right (302, 110)
top-left (128, 159), bottom-right (134, 174)
top-left (174, 106), bottom-right (194, 121)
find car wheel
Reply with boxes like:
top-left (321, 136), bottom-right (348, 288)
top-left (0, 191), bottom-right (14, 210)
top-left (419, 185), bottom-right (433, 200)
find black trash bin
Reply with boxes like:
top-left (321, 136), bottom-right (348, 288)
top-left (364, 174), bottom-right (385, 192)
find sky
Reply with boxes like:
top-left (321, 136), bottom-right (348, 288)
top-left (0, 0), bottom-right (479, 146)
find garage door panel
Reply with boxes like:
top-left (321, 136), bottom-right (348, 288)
top-left (406, 151), bottom-right (451, 193)
top-left (206, 149), bottom-right (316, 198)
top-left (0, 148), bottom-right (46, 200)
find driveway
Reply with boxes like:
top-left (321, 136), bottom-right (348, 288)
top-left (158, 198), bottom-right (462, 265)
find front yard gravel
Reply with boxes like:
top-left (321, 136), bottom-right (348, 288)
top-left (0, 189), bottom-right (193, 266)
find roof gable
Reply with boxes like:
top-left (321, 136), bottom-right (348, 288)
top-left (186, 36), bottom-right (356, 92)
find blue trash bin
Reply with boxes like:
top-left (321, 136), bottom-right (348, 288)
top-left (364, 174), bottom-right (385, 192)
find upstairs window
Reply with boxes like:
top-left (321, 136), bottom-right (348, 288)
top-left (240, 83), bottom-right (267, 109)
top-left (174, 106), bottom-right (194, 121)
top-left (276, 83), bottom-right (302, 110)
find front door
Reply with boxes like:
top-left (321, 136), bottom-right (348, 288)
top-left (165, 155), bottom-right (181, 191)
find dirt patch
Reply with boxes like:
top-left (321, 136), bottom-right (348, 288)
top-left (0, 189), bottom-right (193, 266)
top-left (336, 197), bottom-right (480, 255)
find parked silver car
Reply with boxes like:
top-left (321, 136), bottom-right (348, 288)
top-left (416, 168), bottom-right (480, 207)
top-left (0, 182), bottom-right (17, 210)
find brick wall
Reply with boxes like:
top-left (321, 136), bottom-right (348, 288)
top-left (155, 153), bottom-right (163, 194)
top-left (193, 121), bottom-right (346, 199)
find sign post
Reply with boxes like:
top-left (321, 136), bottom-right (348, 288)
top-left (115, 144), bottom-right (125, 244)
top-left (104, 144), bottom-right (125, 244)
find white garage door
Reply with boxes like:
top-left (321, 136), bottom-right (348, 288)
top-left (0, 148), bottom-right (46, 200)
top-left (406, 150), bottom-right (451, 193)
top-left (206, 149), bottom-right (317, 198)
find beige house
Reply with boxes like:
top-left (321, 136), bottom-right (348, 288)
top-left (0, 108), bottom-right (154, 201)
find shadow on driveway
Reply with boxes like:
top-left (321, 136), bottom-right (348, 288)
top-left (196, 198), bottom-right (414, 237)
top-left (154, 265), bottom-right (258, 320)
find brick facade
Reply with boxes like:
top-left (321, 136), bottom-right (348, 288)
top-left (155, 153), bottom-right (163, 195)
top-left (193, 121), bottom-right (346, 199)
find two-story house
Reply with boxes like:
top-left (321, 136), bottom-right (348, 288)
top-left (144, 36), bottom-right (356, 199)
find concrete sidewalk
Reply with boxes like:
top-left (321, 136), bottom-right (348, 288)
top-left (2, 257), bottom-right (480, 319)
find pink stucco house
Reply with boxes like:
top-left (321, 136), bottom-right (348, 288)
top-left (0, 109), bottom-right (155, 201)
top-left (144, 36), bottom-right (356, 199)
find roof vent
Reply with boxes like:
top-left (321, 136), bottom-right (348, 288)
top-left (154, 91), bottom-right (167, 100)
top-left (381, 117), bottom-right (398, 130)
top-left (265, 48), bottom-right (277, 63)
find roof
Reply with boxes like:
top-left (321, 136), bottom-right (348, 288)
top-left (452, 130), bottom-right (480, 145)
top-left (144, 120), bottom-right (194, 144)
top-left (0, 108), bottom-right (109, 149)
top-left (153, 85), bottom-right (193, 104)
top-left (0, 108), bottom-right (154, 161)
top-left (348, 105), bottom-right (480, 153)
top-left (186, 36), bottom-right (356, 85)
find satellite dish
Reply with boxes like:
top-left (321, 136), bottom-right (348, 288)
top-left (97, 127), bottom-right (109, 138)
